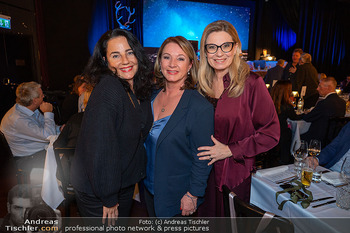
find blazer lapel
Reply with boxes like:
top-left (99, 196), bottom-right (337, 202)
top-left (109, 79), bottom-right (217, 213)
top-left (156, 89), bottom-right (191, 149)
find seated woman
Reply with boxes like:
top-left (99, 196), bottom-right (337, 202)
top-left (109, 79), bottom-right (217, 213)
top-left (53, 90), bottom-right (91, 180)
top-left (54, 89), bottom-right (91, 149)
top-left (60, 75), bottom-right (87, 124)
top-left (143, 36), bottom-right (214, 217)
top-left (270, 80), bottom-right (302, 164)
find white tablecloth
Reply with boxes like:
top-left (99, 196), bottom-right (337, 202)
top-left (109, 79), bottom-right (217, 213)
top-left (251, 165), bottom-right (350, 233)
top-left (41, 135), bottom-right (64, 209)
top-left (288, 119), bottom-right (311, 154)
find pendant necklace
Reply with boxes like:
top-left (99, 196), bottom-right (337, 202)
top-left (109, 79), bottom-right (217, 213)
top-left (160, 90), bottom-right (167, 112)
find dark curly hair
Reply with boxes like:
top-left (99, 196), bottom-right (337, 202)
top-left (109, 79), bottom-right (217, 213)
top-left (83, 29), bottom-right (152, 100)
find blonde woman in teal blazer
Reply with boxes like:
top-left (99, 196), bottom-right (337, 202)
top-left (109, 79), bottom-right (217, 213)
top-left (143, 36), bottom-right (214, 217)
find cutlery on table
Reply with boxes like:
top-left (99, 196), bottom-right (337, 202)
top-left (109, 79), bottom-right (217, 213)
top-left (312, 200), bottom-right (336, 208)
top-left (275, 176), bottom-right (297, 184)
top-left (310, 197), bottom-right (333, 203)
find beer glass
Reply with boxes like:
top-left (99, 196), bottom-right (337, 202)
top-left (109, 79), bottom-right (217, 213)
top-left (301, 163), bottom-right (313, 188)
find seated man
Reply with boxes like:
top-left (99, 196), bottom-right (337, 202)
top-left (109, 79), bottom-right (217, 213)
top-left (264, 59), bottom-right (285, 87)
top-left (0, 82), bottom-right (61, 172)
top-left (308, 122), bottom-right (350, 172)
top-left (301, 77), bottom-right (346, 145)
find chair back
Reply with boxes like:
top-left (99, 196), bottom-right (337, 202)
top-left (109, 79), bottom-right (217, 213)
top-left (325, 117), bottom-right (350, 146)
top-left (54, 147), bottom-right (75, 216)
top-left (222, 185), bottom-right (294, 233)
top-left (0, 130), bottom-right (29, 183)
top-left (54, 147), bottom-right (75, 192)
top-left (0, 130), bottom-right (13, 173)
top-left (0, 130), bottom-right (13, 157)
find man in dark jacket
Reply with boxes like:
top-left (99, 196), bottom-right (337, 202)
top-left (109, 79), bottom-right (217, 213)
top-left (282, 48), bottom-right (303, 81)
top-left (301, 77), bottom-right (346, 145)
top-left (307, 122), bottom-right (350, 172)
top-left (264, 59), bottom-right (285, 86)
top-left (294, 53), bottom-right (319, 108)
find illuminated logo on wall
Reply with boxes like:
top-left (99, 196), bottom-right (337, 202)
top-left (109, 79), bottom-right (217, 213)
top-left (0, 14), bottom-right (11, 29)
top-left (115, 1), bottom-right (135, 30)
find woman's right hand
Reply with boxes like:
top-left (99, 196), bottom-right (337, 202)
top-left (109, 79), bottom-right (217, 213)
top-left (197, 135), bottom-right (232, 165)
top-left (102, 203), bottom-right (119, 225)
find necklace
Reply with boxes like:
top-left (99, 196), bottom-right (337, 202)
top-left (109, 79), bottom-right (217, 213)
top-left (159, 88), bottom-right (183, 114)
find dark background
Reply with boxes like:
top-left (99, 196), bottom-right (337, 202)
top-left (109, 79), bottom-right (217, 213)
top-left (1, 0), bottom-right (350, 91)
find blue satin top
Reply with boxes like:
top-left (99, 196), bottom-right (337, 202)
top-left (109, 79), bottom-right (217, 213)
top-left (144, 101), bottom-right (171, 195)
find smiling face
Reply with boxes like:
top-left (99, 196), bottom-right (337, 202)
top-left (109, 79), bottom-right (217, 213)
top-left (160, 42), bottom-right (192, 86)
top-left (205, 31), bottom-right (237, 75)
top-left (105, 36), bottom-right (138, 85)
top-left (292, 52), bottom-right (301, 65)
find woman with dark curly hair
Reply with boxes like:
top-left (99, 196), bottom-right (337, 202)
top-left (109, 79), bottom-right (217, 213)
top-left (71, 29), bottom-right (153, 223)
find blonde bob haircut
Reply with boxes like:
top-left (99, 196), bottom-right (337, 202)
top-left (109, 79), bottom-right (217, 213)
top-left (16, 81), bottom-right (41, 107)
top-left (198, 20), bottom-right (250, 98)
top-left (154, 36), bottom-right (198, 90)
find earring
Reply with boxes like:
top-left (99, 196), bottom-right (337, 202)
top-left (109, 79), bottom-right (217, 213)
top-left (187, 70), bottom-right (190, 76)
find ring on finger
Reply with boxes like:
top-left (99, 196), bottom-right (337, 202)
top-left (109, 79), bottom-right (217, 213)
top-left (209, 155), bottom-right (212, 160)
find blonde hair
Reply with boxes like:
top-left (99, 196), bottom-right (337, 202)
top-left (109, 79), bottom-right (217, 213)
top-left (198, 20), bottom-right (250, 97)
top-left (16, 81), bottom-right (41, 106)
top-left (83, 91), bottom-right (91, 110)
top-left (300, 53), bottom-right (312, 63)
top-left (318, 73), bottom-right (327, 81)
top-left (154, 36), bottom-right (198, 90)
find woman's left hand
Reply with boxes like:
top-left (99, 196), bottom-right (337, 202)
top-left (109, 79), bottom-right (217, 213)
top-left (197, 135), bottom-right (232, 165)
top-left (180, 192), bottom-right (197, 216)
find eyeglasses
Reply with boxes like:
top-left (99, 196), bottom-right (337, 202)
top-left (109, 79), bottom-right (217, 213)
top-left (205, 42), bottom-right (235, 54)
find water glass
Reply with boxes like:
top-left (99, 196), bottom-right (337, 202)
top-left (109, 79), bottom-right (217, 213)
top-left (336, 185), bottom-right (350, 209)
top-left (309, 139), bottom-right (321, 182)
top-left (312, 168), bottom-right (322, 183)
top-left (293, 140), bottom-right (308, 175)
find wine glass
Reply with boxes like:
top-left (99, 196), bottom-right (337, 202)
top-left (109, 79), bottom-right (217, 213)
top-left (293, 140), bottom-right (308, 176)
top-left (308, 139), bottom-right (322, 182)
top-left (308, 139), bottom-right (321, 157)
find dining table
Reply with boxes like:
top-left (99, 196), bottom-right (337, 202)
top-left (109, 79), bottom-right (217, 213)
top-left (251, 165), bottom-right (350, 233)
